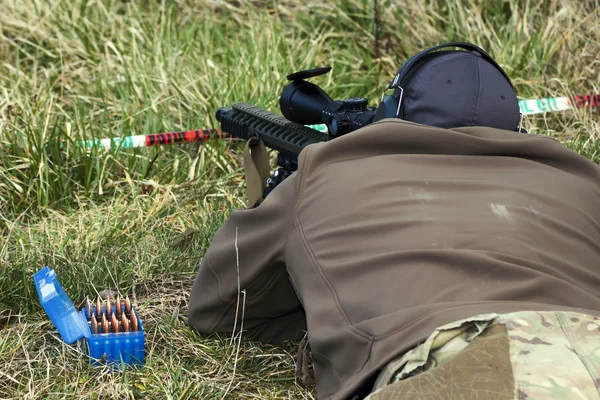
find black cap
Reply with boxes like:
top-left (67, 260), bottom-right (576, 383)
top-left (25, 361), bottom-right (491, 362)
top-left (398, 49), bottom-right (520, 130)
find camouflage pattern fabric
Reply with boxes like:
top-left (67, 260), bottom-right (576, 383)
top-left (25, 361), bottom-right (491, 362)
top-left (366, 311), bottom-right (600, 399)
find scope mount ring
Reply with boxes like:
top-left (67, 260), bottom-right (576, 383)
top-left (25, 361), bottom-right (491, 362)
top-left (286, 66), bottom-right (332, 82)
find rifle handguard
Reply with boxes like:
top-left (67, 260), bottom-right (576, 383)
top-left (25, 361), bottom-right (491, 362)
top-left (216, 102), bottom-right (328, 159)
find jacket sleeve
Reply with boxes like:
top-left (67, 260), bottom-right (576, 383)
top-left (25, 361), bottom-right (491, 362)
top-left (187, 172), bottom-right (307, 345)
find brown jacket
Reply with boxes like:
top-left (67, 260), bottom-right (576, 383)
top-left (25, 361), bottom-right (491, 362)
top-left (188, 119), bottom-right (600, 400)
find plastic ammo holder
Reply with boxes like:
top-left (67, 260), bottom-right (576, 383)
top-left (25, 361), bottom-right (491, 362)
top-left (34, 266), bottom-right (145, 367)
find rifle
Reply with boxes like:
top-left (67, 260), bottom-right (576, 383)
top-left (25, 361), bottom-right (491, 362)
top-left (215, 67), bottom-right (379, 206)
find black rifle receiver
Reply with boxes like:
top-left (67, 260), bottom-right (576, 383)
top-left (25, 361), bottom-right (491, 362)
top-left (216, 102), bottom-right (328, 161)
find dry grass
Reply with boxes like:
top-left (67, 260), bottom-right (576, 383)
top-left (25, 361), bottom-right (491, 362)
top-left (0, 0), bottom-right (598, 398)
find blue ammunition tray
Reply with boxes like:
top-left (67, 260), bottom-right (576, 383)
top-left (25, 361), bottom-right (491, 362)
top-left (34, 266), bottom-right (145, 367)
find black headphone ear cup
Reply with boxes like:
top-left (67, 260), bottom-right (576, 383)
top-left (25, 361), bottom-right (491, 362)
top-left (373, 94), bottom-right (401, 122)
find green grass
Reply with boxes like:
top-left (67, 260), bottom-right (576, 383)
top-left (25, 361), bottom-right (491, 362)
top-left (0, 0), bottom-right (598, 398)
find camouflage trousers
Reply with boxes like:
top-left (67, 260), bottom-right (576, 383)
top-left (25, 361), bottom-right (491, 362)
top-left (366, 311), bottom-right (600, 399)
